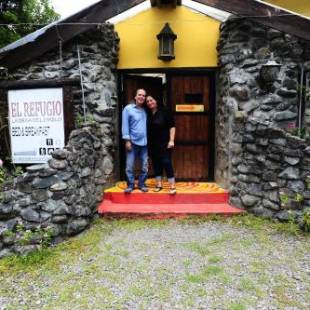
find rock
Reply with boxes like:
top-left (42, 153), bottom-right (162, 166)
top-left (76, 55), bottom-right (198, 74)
top-left (273, 111), bottom-right (297, 121)
top-left (53, 202), bottom-right (73, 215)
top-left (261, 94), bottom-right (282, 105)
top-left (229, 197), bottom-right (243, 208)
top-left (262, 199), bottom-right (280, 211)
top-left (242, 134), bottom-right (255, 143)
top-left (26, 164), bottom-right (48, 173)
top-left (31, 189), bottom-right (49, 202)
top-left (67, 218), bottom-right (89, 235)
top-left (40, 211), bottom-right (51, 222)
top-left (39, 167), bottom-right (58, 177)
top-left (50, 182), bottom-right (68, 192)
top-left (20, 208), bottom-right (41, 222)
top-left (287, 181), bottom-right (305, 193)
top-left (32, 175), bottom-right (59, 189)
top-left (81, 167), bottom-right (92, 178)
top-left (64, 195), bottom-right (78, 205)
top-left (265, 190), bottom-right (279, 203)
top-left (277, 88), bottom-right (297, 98)
top-left (276, 210), bottom-right (293, 222)
top-left (278, 167), bottom-right (300, 180)
top-left (101, 156), bottom-right (114, 175)
top-left (229, 85), bottom-right (250, 101)
top-left (48, 158), bottom-right (68, 170)
top-left (229, 68), bottom-right (255, 85)
top-left (57, 171), bottom-right (74, 181)
top-left (52, 149), bottom-right (67, 160)
top-left (250, 206), bottom-right (273, 218)
top-left (52, 215), bottom-right (68, 224)
top-left (240, 100), bottom-right (259, 112)
top-left (241, 194), bottom-right (260, 207)
top-left (0, 204), bottom-right (15, 220)
top-left (284, 156), bottom-right (300, 165)
top-left (0, 248), bottom-right (13, 259)
top-left (74, 205), bottom-right (92, 217)
top-left (2, 190), bottom-right (24, 203)
top-left (270, 138), bottom-right (286, 146)
top-left (238, 174), bottom-right (260, 183)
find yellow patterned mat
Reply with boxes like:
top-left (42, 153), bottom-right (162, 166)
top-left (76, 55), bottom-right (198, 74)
top-left (105, 179), bottom-right (227, 193)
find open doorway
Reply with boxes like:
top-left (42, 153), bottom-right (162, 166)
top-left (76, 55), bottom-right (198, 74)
top-left (118, 70), bottom-right (215, 182)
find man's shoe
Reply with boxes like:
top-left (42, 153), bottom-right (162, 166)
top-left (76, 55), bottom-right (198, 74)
top-left (124, 187), bottom-right (134, 193)
top-left (139, 186), bottom-right (148, 192)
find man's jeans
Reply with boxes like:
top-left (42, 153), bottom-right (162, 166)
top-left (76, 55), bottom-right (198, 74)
top-left (126, 144), bottom-right (148, 188)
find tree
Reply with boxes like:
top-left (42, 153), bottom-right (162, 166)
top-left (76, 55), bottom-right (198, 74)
top-left (0, 0), bottom-right (59, 48)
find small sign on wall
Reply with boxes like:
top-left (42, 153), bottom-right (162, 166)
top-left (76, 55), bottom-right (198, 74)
top-left (176, 104), bottom-right (204, 112)
top-left (8, 88), bottom-right (65, 164)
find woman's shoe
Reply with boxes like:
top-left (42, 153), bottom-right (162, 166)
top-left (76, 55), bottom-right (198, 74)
top-left (153, 186), bottom-right (163, 192)
top-left (169, 188), bottom-right (177, 195)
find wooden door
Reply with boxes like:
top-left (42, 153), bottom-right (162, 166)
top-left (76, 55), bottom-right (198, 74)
top-left (168, 75), bottom-right (212, 181)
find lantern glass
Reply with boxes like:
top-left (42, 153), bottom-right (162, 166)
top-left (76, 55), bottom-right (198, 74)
top-left (157, 23), bottom-right (177, 61)
top-left (163, 38), bottom-right (171, 55)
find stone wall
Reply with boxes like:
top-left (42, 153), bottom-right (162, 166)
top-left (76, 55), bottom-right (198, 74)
top-left (229, 117), bottom-right (309, 227)
top-left (0, 125), bottom-right (108, 258)
top-left (215, 17), bottom-right (310, 187)
top-left (8, 23), bottom-right (119, 184)
top-left (0, 23), bottom-right (119, 258)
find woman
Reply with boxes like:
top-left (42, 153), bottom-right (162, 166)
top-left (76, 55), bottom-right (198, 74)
top-left (146, 95), bottom-right (176, 194)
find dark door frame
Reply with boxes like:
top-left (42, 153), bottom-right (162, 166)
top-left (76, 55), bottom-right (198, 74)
top-left (117, 68), bottom-right (217, 182)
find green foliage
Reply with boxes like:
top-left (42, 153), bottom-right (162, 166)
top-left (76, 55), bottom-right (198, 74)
top-left (301, 209), bottom-right (310, 232)
top-left (0, 166), bottom-right (5, 185)
top-left (75, 114), bottom-right (96, 128)
top-left (279, 192), bottom-right (289, 206)
top-left (13, 165), bottom-right (24, 176)
top-left (0, 0), bottom-right (59, 48)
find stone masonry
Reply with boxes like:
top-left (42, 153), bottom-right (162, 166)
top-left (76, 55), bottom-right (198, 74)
top-left (229, 117), bottom-right (309, 228)
top-left (215, 17), bottom-right (310, 188)
top-left (0, 23), bottom-right (119, 258)
top-left (215, 17), bottom-right (310, 227)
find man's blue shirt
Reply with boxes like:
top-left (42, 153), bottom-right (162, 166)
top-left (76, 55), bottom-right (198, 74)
top-left (122, 103), bottom-right (147, 146)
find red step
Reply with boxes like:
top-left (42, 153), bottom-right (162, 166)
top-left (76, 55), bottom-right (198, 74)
top-left (98, 199), bottom-right (244, 216)
top-left (104, 192), bottom-right (229, 204)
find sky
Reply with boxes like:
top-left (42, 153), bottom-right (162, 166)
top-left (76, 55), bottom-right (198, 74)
top-left (51, 0), bottom-right (100, 18)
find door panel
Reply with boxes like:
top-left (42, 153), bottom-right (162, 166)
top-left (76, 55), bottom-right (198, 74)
top-left (174, 115), bottom-right (209, 142)
top-left (169, 75), bottom-right (211, 181)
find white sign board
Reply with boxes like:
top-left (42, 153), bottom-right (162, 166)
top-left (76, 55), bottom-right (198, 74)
top-left (8, 88), bottom-right (65, 164)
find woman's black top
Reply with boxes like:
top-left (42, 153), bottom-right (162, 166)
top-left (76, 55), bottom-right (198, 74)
top-left (148, 107), bottom-right (175, 156)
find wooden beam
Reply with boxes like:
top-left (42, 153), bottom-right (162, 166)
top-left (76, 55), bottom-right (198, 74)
top-left (0, 0), bottom-right (145, 71)
top-left (193, 0), bottom-right (310, 41)
top-left (150, 0), bottom-right (181, 7)
top-left (0, 78), bottom-right (80, 89)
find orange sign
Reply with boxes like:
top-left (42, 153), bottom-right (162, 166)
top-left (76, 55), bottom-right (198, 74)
top-left (176, 104), bottom-right (204, 112)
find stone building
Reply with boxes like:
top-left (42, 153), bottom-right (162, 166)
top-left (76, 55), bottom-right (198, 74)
top-left (0, 0), bottom-right (309, 257)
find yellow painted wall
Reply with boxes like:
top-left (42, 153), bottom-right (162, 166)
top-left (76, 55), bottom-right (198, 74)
top-left (265, 0), bottom-right (310, 17)
top-left (115, 6), bottom-right (220, 69)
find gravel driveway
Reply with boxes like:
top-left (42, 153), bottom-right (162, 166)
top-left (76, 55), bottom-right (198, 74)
top-left (0, 217), bottom-right (309, 310)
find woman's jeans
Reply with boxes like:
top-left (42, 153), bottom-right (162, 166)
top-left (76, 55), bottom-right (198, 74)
top-left (151, 150), bottom-right (175, 183)
top-left (126, 144), bottom-right (148, 188)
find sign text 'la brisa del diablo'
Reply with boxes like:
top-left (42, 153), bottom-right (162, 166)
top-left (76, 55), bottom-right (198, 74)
top-left (8, 88), bottom-right (65, 164)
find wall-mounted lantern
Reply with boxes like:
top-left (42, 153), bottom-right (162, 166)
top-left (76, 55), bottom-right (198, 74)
top-left (157, 23), bottom-right (177, 61)
top-left (260, 53), bottom-right (282, 91)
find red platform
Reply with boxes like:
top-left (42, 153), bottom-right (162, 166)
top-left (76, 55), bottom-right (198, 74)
top-left (98, 181), bottom-right (244, 217)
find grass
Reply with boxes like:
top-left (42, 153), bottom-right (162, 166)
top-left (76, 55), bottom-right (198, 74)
top-left (0, 214), bottom-right (309, 309)
top-left (183, 241), bottom-right (210, 256)
top-left (186, 265), bottom-right (225, 283)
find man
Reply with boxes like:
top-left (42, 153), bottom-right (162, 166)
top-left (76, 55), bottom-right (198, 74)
top-left (122, 88), bottom-right (148, 193)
